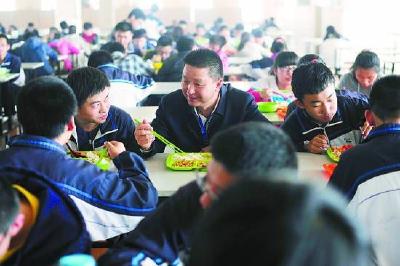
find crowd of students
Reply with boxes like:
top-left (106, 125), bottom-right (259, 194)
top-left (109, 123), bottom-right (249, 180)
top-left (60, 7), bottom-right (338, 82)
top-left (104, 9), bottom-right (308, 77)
top-left (0, 7), bottom-right (399, 266)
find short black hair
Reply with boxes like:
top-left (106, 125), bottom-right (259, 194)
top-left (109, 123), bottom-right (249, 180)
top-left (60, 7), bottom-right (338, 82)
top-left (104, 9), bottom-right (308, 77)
top-left (128, 8), bottom-right (146, 20)
top-left (88, 50), bottom-right (113, 68)
top-left (66, 67), bottom-right (110, 107)
top-left (176, 36), bottom-right (195, 52)
top-left (114, 21), bottom-right (132, 33)
top-left (188, 179), bottom-right (369, 266)
top-left (210, 122), bottom-right (297, 179)
top-left (60, 21), bottom-right (68, 30)
top-left (184, 49), bottom-right (223, 80)
top-left (68, 25), bottom-right (76, 34)
top-left (298, 53), bottom-right (326, 66)
top-left (209, 35), bottom-right (226, 47)
top-left (292, 62), bottom-right (335, 101)
top-left (270, 38), bottom-right (287, 53)
top-left (0, 33), bottom-right (10, 44)
top-left (273, 51), bottom-right (298, 69)
top-left (370, 75), bottom-right (400, 121)
top-left (133, 29), bottom-right (147, 39)
top-left (0, 178), bottom-right (20, 234)
top-left (157, 35), bottom-right (173, 47)
top-left (17, 76), bottom-right (77, 139)
top-left (351, 50), bottom-right (380, 73)
top-left (83, 22), bottom-right (93, 30)
top-left (101, 41), bottom-right (125, 54)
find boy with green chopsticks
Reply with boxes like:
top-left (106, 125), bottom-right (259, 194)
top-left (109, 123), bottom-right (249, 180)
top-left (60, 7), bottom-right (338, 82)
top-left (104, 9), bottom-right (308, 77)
top-left (66, 66), bottom-right (142, 154)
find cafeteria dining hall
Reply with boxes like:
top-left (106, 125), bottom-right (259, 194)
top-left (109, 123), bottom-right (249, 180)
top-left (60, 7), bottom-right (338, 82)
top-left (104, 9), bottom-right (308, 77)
top-left (0, 0), bottom-right (400, 265)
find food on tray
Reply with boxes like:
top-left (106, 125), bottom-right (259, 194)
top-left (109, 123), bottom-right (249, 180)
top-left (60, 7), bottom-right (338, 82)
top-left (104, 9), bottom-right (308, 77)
top-left (166, 153), bottom-right (212, 170)
top-left (327, 144), bottom-right (353, 162)
top-left (323, 163), bottom-right (337, 180)
top-left (69, 149), bottom-right (111, 170)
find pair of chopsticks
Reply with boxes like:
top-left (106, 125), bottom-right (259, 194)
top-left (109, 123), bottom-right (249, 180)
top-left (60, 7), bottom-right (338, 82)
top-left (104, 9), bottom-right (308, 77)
top-left (134, 118), bottom-right (184, 153)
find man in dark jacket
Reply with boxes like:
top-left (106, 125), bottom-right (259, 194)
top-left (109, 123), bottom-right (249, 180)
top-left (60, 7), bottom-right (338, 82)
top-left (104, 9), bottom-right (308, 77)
top-left (0, 76), bottom-right (157, 241)
top-left (0, 170), bottom-right (91, 266)
top-left (99, 121), bottom-right (297, 265)
top-left (135, 49), bottom-right (269, 156)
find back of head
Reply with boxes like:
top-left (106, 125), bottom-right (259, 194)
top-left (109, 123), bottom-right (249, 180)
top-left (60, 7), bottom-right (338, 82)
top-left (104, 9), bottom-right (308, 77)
top-left (101, 41), bottom-right (125, 54)
top-left (370, 75), bottom-right (400, 121)
top-left (209, 35), bottom-right (226, 47)
top-left (23, 30), bottom-right (38, 41)
top-left (292, 62), bottom-right (335, 100)
top-left (188, 178), bottom-right (369, 266)
top-left (128, 8), bottom-right (146, 20)
top-left (251, 28), bottom-right (263, 39)
top-left (273, 51), bottom-right (298, 69)
top-left (88, 50), bottom-right (113, 68)
top-left (18, 76), bottom-right (77, 139)
top-left (176, 35), bottom-right (194, 52)
top-left (210, 122), bottom-right (297, 179)
top-left (270, 38), bottom-right (287, 54)
top-left (60, 21), bottom-right (68, 30)
top-left (83, 22), bottom-right (93, 31)
top-left (66, 67), bottom-right (110, 107)
top-left (0, 178), bottom-right (19, 236)
top-left (351, 50), bottom-right (380, 73)
top-left (114, 21), bottom-right (132, 33)
top-left (298, 53), bottom-right (326, 66)
top-left (68, 25), bottom-right (76, 35)
top-left (184, 48), bottom-right (223, 80)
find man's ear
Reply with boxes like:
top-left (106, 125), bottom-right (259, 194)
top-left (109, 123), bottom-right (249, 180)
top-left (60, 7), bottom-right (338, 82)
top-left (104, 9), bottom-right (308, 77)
top-left (9, 213), bottom-right (25, 237)
top-left (294, 99), bottom-right (305, 109)
top-left (365, 110), bottom-right (375, 126)
top-left (215, 78), bottom-right (223, 91)
top-left (66, 116), bottom-right (76, 132)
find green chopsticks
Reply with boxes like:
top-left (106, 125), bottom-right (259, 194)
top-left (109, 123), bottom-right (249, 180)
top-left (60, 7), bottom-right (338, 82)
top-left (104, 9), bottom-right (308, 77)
top-left (134, 118), bottom-right (184, 153)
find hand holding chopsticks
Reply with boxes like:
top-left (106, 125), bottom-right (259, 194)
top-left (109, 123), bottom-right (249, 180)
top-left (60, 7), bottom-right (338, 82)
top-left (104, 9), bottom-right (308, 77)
top-left (134, 118), bottom-right (184, 153)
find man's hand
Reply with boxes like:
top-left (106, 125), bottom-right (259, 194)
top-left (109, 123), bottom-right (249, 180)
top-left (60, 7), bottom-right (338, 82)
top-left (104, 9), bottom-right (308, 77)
top-left (105, 141), bottom-right (126, 159)
top-left (134, 119), bottom-right (155, 150)
top-left (360, 120), bottom-right (373, 139)
top-left (306, 134), bottom-right (329, 154)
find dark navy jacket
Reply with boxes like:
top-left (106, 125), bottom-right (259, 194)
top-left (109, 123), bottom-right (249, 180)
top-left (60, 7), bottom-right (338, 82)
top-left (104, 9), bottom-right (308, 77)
top-left (99, 181), bottom-right (203, 266)
top-left (281, 93), bottom-right (369, 151)
top-left (1, 168), bottom-right (91, 266)
top-left (69, 105), bottom-right (141, 154)
top-left (148, 83), bottom-right (269, 155)
top-left (1, 52), bottom-right (21, 74)
top-left (328, 124), bottom-right (400, 265)
top-left (0, 134), bottom-right (158, 241)
top-left (97, 64), bottom-right (155, 89)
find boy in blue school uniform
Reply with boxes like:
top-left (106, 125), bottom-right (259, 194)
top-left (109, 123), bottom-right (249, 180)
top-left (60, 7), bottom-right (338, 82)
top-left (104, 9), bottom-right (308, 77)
top-left (66, 67), bottom-right (142, 153)
top-left (328, 75), bottom-right (400, 265)
top-left (281, 62), bottom-right (371, 154)
top-left (0, 76), bottom-right (157, 241)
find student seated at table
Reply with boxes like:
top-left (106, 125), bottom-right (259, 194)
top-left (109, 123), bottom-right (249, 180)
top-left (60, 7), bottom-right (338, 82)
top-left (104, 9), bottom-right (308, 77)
top-left (0, 34), bottom-right (25, 87)
top-left (98, 122), bottom-right (298, 266)
top-left (188, 178), bottom-right (370, 266)
top-left (247, 51), bottom-right (298, 103)
top-left (281, 62), bottom-right (370, 154)
top-left (12, 31), bottom-right (58, 77)
top-left (66, 66), bottom-right (143, 153)
top-left (134, 49), bottom-right (269, 155)
top-left (0, 76), bottom-right (158, 241)
top-left (155, 35), bottom-right (195, 82)
top-left (0, 171), bottom-right (91, 266)
top-left (338, 50), bottom-right (380, 97)
top-left (329, 75), bottom-right (400, 265)
top-left (88, 50), bottom-right (154, 89)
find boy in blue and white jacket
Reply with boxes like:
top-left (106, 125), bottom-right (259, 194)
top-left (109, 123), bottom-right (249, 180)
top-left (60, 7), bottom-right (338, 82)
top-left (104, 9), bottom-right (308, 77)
top-left (0, 76), bottom-right (158, 241)
top-left (281, 62), bottom-right (370, 154)
top-left (329, 75), bottom-right (400, 265)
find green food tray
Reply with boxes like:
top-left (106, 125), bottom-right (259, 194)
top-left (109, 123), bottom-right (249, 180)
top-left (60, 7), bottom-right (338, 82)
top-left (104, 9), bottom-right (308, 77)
top-left (166, 152), bottom-right (212, 171)
top-left (326, 147), bottom-right (339, 163)
top-left (71, 149), bottom-right (111, 171)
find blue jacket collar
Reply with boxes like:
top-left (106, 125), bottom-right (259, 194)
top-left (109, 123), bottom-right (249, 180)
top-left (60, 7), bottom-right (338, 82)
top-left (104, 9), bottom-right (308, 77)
top-left (9, 134), bottom-right (66, 154)
top-left (364, 123), bottom-right (400, 142)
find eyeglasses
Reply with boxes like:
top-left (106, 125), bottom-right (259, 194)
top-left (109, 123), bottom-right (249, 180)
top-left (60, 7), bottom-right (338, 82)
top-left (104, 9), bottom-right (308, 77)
top-left (278, 65), bottom-right (296, 72)
top-left (195, 171), bottom-right (221, 200)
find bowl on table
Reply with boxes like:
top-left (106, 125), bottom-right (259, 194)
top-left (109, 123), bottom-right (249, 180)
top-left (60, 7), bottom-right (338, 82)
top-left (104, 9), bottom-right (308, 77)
top-left (257, 102), bottom-right (278, 113)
